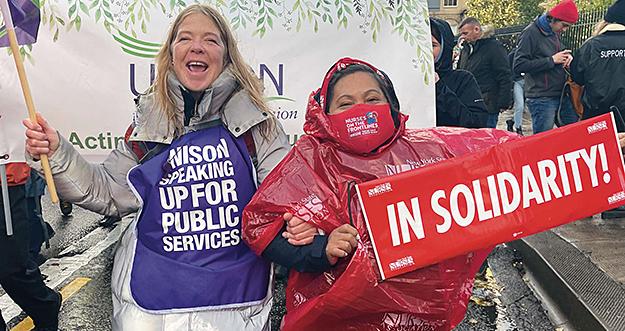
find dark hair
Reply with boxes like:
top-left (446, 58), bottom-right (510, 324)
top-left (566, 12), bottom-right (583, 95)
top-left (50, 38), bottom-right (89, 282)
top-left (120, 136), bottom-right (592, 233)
top-left (459, 17), bottom-right (481, 30)
top-left (321, 64), bottom-right (401, 126)
top-left (545, 15), bottom-right (564, 24)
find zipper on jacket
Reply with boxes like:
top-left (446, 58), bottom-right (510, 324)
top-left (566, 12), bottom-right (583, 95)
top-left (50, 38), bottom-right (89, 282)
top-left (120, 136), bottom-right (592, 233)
top-left (191, 100), bottom-right (200, 125)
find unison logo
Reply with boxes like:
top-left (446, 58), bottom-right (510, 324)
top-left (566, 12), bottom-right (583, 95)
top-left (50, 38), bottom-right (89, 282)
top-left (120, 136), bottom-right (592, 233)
top-left (113, 31), bottom-right (161, 59)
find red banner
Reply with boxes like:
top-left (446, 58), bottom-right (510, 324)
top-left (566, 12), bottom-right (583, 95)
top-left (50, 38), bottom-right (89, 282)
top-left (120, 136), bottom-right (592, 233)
top-left (356, 113), bottom-right (625, 280)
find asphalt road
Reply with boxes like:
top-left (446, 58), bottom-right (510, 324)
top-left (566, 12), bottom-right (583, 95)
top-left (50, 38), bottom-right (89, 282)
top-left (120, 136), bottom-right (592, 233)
top-left (2, 198), bottom-right (554, 331)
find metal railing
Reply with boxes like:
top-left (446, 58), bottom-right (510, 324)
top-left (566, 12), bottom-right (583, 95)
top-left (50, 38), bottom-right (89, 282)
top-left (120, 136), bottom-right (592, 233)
top-left (494, 7), bottom-right (609, 52)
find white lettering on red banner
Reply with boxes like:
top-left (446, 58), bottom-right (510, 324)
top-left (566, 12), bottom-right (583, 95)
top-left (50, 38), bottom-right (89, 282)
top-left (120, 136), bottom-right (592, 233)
top-left (357, 114), bottom-right (625, 279)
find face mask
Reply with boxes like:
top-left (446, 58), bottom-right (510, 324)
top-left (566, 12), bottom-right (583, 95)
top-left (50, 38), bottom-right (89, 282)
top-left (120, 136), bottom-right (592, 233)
top-left (327, 103), bottom-right (395, 154)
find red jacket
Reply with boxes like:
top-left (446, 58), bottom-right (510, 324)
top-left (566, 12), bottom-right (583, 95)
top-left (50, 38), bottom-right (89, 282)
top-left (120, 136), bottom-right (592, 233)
top-left (243, 88), bottom-right (518, 330)
top-left (1, 162), bottom-right (30, 186)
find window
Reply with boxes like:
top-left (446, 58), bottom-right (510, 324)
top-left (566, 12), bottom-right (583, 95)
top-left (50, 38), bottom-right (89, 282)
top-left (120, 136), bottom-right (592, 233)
top-left (444, 0), bottom-right (458, 6)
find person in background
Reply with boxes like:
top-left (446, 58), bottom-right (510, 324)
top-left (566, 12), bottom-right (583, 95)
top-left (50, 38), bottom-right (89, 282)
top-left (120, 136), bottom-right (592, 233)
top-left (23, 4), bottom-right (289, 329)
top-left (431, 17), bottom-right (489, 128)
top-left (506, 48), bottom-right (526, 135)
top-left (58, 200), bottom-right (72, 217)
top-left (1, 163), bottom-right (61, 331)
top-left (570, 0), bottom-right (625, 130)
top-left (458, 17), bottom-right (513, 128)
top-left (570, 0), bottom-right (625, 219)
top-left (514, 0), bottom-right (580, 134)
top-left (24, 170), bottom-right (54, 265)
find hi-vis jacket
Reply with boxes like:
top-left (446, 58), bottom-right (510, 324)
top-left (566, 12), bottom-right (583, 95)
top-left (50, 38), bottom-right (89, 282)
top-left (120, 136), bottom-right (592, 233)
top-left (28, 68), bottom-right (290, 330)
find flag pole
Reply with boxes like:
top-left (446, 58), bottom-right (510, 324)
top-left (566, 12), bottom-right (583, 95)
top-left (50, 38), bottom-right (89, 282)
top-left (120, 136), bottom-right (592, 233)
top-left (0, 164), bottom-right (13, 236)
top-left (0, 0), bottom-right (59, 203)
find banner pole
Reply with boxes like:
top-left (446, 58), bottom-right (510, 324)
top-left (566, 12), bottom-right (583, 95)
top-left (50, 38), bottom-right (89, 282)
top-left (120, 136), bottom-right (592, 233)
top-left (0, 164), bottom-right (14, 236)
top-left (0, 0), bottom-right (59, 203)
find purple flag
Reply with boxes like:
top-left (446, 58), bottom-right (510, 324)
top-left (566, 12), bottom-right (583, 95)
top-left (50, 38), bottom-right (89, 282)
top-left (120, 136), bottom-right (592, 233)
top-left (0, 0), bottom-right (40, 47)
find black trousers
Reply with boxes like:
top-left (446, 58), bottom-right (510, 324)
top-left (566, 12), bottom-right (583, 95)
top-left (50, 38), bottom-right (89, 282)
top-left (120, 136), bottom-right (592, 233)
top-left (0, 185), bottom-right (59, 330)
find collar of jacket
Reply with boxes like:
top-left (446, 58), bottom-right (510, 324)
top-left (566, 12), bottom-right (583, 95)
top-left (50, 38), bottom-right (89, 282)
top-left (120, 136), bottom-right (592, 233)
top-left (129, 66), bottom-right (269, 143)
top-left (468, 26), bottom-right (495, 52)
top-left (479, 25), bottom-right (496, 40)
top-left (598, 23), bottom-right (625, 35)
top-left (536, 14), bottom-right (555, 36)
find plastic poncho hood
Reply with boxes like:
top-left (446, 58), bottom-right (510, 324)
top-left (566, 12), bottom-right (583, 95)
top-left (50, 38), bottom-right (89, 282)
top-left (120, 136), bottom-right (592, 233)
top-left (304, 57), bottom-right (406, 155)
top-left (243, 58), bottom-right (520, 331)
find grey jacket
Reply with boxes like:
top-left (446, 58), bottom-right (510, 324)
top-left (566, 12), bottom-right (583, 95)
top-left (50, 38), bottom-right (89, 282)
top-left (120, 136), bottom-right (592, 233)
top-left (28, 68), bottom-right (290, 217)
top-left (27, 68), bottom-right (290, 330)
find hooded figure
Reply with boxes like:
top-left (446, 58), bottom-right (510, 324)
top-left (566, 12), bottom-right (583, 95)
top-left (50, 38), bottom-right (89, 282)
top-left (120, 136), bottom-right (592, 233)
top-left (431, 18), bottom-right (489, 128)
top-left (243, 58), bottom-right (519, 330)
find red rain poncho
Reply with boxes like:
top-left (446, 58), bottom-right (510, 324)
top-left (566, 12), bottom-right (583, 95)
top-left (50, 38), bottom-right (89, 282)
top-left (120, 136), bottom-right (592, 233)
top-left (243, 60), bottom-right (519, 331)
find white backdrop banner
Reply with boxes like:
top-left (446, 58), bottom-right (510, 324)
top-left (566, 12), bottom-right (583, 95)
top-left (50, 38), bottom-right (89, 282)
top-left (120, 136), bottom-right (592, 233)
top-left (1, 0), bottom-right (435, 161)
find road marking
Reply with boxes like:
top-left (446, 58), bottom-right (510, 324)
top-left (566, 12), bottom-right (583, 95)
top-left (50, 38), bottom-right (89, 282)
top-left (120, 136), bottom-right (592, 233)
top-left (59, 277), bottom-right (92, 300)
top-left (10, 277), bottom-right (92, 331)
top-left (0, 218), bottom-right (130, 325)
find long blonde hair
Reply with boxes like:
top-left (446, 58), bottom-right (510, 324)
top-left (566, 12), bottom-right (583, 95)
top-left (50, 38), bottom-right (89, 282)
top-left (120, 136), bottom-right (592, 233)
top-left (153, 4), bottom-right (275, 137)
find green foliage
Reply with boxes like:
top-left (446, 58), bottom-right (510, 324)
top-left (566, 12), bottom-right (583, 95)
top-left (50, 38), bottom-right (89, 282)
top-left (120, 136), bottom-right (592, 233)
top-left (253, 0), bottom-right (278, 37)
top-left (467, 0), bottom-right (613, 28)
top-left (465, 0), bottom-right (522, 28)
top-left (229, 0), bottom-right (252, 30)
top-left (4, 44), bottom-right (34, 63)
top-left (517, 0), bottom-right (543, 23)
top-left (25, 0), bottom-right (434, 83)
top-left (540, 0), bottom-right (612, 12)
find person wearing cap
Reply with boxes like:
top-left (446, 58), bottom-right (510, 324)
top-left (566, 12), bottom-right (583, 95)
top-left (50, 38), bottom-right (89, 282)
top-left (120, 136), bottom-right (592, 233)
top-left (570, 0), bottom-right (625, 219)
top-left (513, 0), bottom-right (580, 134)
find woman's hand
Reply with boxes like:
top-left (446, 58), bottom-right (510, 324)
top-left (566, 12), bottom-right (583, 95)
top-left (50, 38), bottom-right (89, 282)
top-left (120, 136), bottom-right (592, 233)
top-left (619, 133), bottom-right (625, 151)
top-left (282, 213), bottom-right (319, 245)
top-left (325, 224), bottom-right (358, 266)
top-left (23, 113), bottom-right (59, 159)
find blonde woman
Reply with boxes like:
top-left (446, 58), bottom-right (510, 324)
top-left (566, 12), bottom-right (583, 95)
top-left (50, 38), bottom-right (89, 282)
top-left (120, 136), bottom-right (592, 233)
top-left (23, 4), bottom-right (289, 330)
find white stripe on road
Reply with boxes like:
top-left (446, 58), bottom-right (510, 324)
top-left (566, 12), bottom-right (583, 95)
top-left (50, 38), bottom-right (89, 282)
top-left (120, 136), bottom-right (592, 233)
top-left (0, 218), bottom-right (130, 324)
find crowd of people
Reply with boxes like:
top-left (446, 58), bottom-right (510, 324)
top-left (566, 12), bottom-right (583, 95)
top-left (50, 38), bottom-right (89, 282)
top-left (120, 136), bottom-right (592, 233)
top-left (1, 0), bottom-right (625, 330)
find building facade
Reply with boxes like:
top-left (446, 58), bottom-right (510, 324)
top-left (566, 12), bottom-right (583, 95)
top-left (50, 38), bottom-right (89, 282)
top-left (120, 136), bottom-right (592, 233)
top-left (428, 0), bottom-right (468, 32)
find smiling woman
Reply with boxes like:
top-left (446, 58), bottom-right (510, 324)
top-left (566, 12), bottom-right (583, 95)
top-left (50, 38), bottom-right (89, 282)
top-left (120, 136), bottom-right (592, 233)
top-left (241, 57), bottom-right (519, 330)
top-left (23, 4), bottom-right (290, 331)
top-left (170, 13), bottom-right (225, 95)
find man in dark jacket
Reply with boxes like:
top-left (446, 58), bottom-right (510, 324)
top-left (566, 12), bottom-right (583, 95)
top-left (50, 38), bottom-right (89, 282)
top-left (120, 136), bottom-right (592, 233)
top-left (458, 17), bottom-right (513, 128)
top-left (1, 163), bottom-right (61, 331)
top-left (570, 0), bottom-right (625, 219)
top-left (431, 18), bottom-right (489, 128)
top-left (571, 0), bottom-right (625, 132)
top-left (514, 0), bottom-right (580, 134)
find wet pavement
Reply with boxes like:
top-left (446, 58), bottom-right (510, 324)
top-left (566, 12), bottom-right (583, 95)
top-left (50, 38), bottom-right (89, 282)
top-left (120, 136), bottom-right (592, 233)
top-left (2, 199), bottom-right (555, 330)
top-left (553, 216), bottom-right (625, 284)
top-left (1, 199), bottom-right (117, 330)
top-left (456, 245), bottom-right (553, 331)
top-left (268, 245), bottom-right (554, 331)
